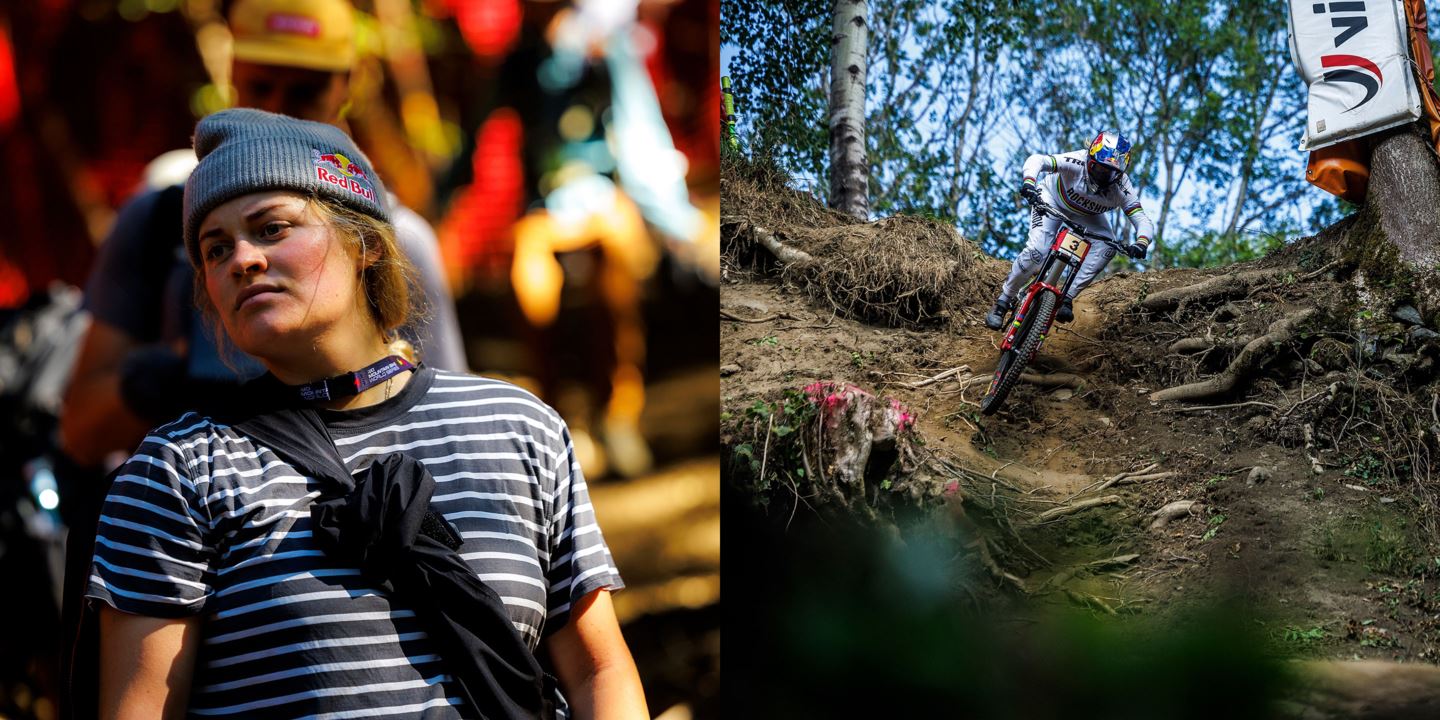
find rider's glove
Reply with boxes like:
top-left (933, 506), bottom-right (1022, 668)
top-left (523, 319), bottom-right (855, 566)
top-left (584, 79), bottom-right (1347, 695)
top-left (1124, 240), bottom-right (1149, 260)
top-left (1019, 183), bottom-right (1041, 205)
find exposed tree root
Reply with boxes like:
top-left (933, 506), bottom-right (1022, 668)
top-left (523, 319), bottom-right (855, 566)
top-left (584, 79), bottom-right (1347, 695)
top-left (904, 365), bottom-right (971, 388)
top-left (1085, 553), bottom-right (1141, 570)
top-left (1037, 555), bottom-right (1140, 613)
top-left (1140, 269), bottom-right (1286, 312)
top-left (1096, 471), bottom-right (1176, 493)
top-left (1150, 500), bottom-right (1204, 530)
top-left (1158, 401), bottom-right (1278, 414)
top-left (1168, 337), bottom-right (1215, 354)
top-left (750, 223), bottom-right (817, 266)
top-left (1034, 495), bottom-right (1123, 523)
top-left (968, 534), bottom-right (1028, 594)
top-left (1063, 588), bottom-right (1119, 615)
top-left (1150, 309), bottom-right (1316, 403)
top-left (730, 213), bottom-right (986, 328)
top-left (1064, 463), bottom-right (1161, 501)
top-left (1166, 334), bottom-right (1255, 354)
top-left (720, 308), bottom-right (797, 323)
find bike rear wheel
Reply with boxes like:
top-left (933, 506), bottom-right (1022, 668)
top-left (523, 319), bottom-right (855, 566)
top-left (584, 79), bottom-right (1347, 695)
top-left (981, 289), bottom-right (1056, 415)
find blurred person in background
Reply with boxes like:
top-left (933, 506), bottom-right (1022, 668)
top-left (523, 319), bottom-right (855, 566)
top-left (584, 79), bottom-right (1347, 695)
top-left (507, 0), bottom-right (718, 479)
top-left (59, 0), bottom-right (466, 472)
top-left (85, 108), bottom-right (646, 719)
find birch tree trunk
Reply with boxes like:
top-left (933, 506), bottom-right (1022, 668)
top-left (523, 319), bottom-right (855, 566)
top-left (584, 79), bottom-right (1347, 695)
top-left (828, 0), bottom-right (869, 220)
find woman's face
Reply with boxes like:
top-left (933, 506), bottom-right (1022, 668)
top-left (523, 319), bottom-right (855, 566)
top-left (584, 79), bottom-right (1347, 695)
top-left (197, 191), bottom-right (366, 359)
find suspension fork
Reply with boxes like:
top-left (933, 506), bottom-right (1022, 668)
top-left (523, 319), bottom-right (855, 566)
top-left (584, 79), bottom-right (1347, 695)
top-left (1003, 254), bottom-right (1080, 351)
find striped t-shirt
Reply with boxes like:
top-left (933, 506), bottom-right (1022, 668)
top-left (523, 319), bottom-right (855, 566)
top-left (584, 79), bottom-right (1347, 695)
top-left (86, 368), bottom-right (623, 718)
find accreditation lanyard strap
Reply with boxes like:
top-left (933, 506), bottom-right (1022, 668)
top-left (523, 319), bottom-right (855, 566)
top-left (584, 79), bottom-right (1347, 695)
top-left (295, 355), bottom-right (415, 402)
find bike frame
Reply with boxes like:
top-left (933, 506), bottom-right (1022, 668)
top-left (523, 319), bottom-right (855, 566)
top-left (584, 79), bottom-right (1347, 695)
top-left (999, 215), bottom-right (1096, 353)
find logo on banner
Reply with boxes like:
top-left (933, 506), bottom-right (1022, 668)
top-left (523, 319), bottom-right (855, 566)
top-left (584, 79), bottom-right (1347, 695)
top-left (1295, 0), bottom-right (1417, 149)
top-left (1321, 53), bottom-right (1383, 111)
top-left (1311, 2), bottom-right (1381, 111)
top-left (1313, 1), bottom-right (1369, 48)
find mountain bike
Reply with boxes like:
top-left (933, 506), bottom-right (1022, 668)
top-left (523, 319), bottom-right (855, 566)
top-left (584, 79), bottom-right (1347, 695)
top-left (980, 202), bottom-right (1120, 415)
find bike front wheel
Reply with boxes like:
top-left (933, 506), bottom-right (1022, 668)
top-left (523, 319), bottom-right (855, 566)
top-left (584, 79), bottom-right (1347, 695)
top-left (980, 289), bottom-right (1056, 415)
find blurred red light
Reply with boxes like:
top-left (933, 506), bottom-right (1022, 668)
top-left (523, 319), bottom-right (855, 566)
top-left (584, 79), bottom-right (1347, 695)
top-left (442, 107), bottom-right (525, 282)
top-left (0, 253), bottom-right (29, 308)
top-left (0, 25), bottom-right (18, 131)
top-left (449, 0), bottom-right (522, 59)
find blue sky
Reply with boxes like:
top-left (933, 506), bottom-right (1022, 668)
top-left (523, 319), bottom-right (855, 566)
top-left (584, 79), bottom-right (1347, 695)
top-left (719, 13), bottom-right (1363, 251)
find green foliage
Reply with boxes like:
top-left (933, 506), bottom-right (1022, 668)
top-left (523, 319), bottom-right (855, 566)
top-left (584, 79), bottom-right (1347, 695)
top-left (1356, 619), bottom-right (1399, 648)
top-left (723, 0), bottom-right (1039, 254)
top-left (1201, 514), bottom-right (1227, 542)
top-left (1278, 625), bottom-right (1327, 649)
top-left (723, 0), bottom-right (1330, 269)
top-left (1152, 229), bottom-right (1287, 270)
top-left (1311, 514), bottom-right (1423, 577)
top-left (1313, 524), bottom-right (1351, 564)
top-left (1345, 454), bottom-right (1387, 485)
top-left (1365, 520), bottom-right (1419, 576)
top-left (732, 390), bottom-right (821, 496)
top-left (721, 0), bottom-right (831, 185)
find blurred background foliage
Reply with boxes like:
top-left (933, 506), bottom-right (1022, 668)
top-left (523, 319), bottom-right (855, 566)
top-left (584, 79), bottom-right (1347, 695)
top-left (0, 2), bottom-right (720, 718)
top-left (723, 489), bottom-right (1294, 719)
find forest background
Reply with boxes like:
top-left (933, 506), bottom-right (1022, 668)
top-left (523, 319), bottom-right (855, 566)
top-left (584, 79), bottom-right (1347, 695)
top-left (722, 0), bottom-right (1440, 268)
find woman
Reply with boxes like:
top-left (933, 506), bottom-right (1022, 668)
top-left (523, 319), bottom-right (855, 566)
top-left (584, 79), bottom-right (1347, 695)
top-left (86, 108), bottom-right (648, 719)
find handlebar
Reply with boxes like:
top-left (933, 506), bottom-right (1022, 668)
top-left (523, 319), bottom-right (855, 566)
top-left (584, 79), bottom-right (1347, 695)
top-left (1028, 200), bottom-right (1124, 249)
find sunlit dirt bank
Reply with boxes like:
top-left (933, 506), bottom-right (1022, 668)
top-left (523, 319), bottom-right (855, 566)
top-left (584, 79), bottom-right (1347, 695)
top-left (721, 154), bottom-right (1440, 718)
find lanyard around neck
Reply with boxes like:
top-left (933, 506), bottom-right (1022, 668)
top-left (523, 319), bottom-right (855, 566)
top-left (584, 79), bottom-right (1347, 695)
top-left (294, 355), bottom-right (416, 403)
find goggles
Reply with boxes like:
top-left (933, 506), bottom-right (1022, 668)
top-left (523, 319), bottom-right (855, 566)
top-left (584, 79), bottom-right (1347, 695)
top-left (1088, 160), bottom-right (1121, 185)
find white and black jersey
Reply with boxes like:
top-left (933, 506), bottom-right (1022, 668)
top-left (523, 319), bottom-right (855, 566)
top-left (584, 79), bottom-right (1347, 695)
top-left (86, 368), bottom-right (622, 718)
top-left (1020, 150), bottom-right (1154, 245)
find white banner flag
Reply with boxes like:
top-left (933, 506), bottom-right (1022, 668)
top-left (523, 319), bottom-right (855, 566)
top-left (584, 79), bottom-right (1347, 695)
top-left (1288, 0), bottom-right (1421, 150)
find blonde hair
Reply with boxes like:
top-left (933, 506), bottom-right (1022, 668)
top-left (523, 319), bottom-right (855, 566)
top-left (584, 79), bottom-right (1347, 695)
top-left (192, 193), bottom-right (428, 363)
top-left (307, 196), bottom-right (423, 336)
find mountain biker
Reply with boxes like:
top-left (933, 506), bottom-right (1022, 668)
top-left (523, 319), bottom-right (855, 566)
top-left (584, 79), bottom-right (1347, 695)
top-left (984, 131), bottom-right (1156, 330)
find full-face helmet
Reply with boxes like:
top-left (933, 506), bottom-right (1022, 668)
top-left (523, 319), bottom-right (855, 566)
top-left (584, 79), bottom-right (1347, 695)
top-left (1087, 131), bottom-right (1131, 187)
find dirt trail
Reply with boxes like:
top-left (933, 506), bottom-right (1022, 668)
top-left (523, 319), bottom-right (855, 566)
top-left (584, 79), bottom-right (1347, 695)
top-left (722, 160), bottom-right (1440, 668)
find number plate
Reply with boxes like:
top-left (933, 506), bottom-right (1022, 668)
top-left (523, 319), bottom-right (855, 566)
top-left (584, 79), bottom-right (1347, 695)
top-left (1056, 230), bottom-right (1089, 261)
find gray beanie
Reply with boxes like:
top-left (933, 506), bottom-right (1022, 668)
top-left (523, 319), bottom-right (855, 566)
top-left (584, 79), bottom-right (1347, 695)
top-left (183, 108), bottom-right (390, 265)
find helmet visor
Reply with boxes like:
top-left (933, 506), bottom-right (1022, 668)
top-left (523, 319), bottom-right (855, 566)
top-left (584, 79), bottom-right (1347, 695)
top-left (1089, 161), bottom-right (1120, 185)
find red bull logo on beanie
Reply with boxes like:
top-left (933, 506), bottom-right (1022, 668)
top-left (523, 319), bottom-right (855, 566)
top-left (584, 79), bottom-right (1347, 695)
top-left (312, 149), bottom-right (368, 180)
top-left (312, 148), bottom-right (374, 201)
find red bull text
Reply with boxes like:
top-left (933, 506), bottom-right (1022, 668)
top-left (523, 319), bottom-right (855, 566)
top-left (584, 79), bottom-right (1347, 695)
top-left (312, 149), bottom-right (374, 201)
